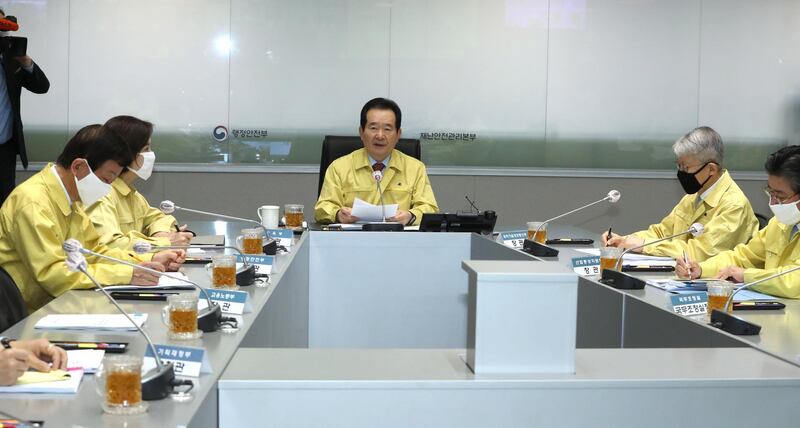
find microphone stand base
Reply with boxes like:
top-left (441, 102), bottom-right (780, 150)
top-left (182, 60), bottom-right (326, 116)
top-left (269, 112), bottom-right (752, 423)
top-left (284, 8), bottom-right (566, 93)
top-left (262, 238), bottom-right (278, 255)
top-left (142, 361), bottom-right (176, 401)
top-left (197, 303), bottom-right (223, 332)
top-left (600, 269), bottom-right (645, 290)
top-left (362, 222), bottom-right (404, 232)
top-left (709, 310), bottom-right (761, 335)
top-left (522, 239), bottom-right (559, 257)
top-left (236, 264), bottom-right (256, 286)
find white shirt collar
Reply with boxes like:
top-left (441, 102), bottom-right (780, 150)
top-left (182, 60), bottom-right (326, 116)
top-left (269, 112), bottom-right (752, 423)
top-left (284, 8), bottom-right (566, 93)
top-left (368, 154), bottom-right (391, 169)
top-left (697, 176), bottom-right (721, 204)
top-left (51, 165), bottom-right (72, 206)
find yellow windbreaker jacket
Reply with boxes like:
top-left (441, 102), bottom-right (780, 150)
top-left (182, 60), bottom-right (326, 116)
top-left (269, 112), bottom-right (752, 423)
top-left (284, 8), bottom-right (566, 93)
top-left (86, 178), bottom-right (175, 250)
top-left (633, 171), bottom-right (758, 261)
top-left (699, 217), bottom-right (800, 298)
top-left (0, 165), bottom-right (141, 312)
top-left (315, 148), bottom-right (438, 225)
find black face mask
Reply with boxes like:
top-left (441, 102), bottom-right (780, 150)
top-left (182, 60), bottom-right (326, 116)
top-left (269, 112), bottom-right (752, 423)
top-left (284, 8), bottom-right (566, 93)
top-left (677, 162), bottom-right (713, 194)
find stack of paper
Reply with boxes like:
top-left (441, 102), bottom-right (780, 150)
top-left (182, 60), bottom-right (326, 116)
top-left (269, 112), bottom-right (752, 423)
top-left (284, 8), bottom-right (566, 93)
top-left (34, 313), bottom-right (148, 331)
top-left (575, 248), bottom-right (676, 266)
top-left (100, 272), bottom-right (194, 290)
top-left (156, 272), bottom-right (193, 287)
top-left (103, 283), bottom-right (194, 293)
top-left (647, 279), bottom-right (778, 301)
top-left (66, 349), bottom-right (105, 373)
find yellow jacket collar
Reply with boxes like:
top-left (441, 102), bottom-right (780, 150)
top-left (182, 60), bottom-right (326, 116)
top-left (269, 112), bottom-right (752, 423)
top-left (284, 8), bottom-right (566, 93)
top-left (42, 163), bottom-right (73, 217)
top-left (112, 177), bottom-right (133, 196)
top-left (773, 217), bottom-right (793, 234)
top-left (355, 148), bottom-right (404, 172)
top-left (698, 170), bottom-right (733, 209)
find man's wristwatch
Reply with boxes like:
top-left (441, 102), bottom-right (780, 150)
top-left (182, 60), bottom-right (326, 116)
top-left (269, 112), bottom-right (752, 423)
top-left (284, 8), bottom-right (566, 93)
top-left (0, 336), bottom-right (13, 349)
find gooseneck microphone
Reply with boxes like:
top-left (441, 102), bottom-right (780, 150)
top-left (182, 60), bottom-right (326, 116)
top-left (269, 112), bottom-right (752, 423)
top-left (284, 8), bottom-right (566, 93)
top-left (62, 240), bottom-right (193, 401)
top-left (159, 200), bottom-right (262, 228)
top-left (536, 189), bottom-right (622, 232)
top-left (710, 266), bottom-right (800, 335)
top-left (63, 239), bottom-right (234, 333)
top-left (600, 223), bottom-right (705, 290)
top-left (464, 195), bottom-right (480, 214)
top-left (133, 242), bottom-right (256, 286)
top-left (361, 169), bottom-right (403, 231)
top-left (524, 190), bottom-right (622, 257)
top-left (373, 169), bottom-right (386, 222)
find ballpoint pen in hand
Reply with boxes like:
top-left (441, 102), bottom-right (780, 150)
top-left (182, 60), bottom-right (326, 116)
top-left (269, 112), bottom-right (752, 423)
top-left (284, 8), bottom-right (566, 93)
top-left (683, 250), bottom-right (692, 279)
top-left (606, 227), bottom-right (612, 245)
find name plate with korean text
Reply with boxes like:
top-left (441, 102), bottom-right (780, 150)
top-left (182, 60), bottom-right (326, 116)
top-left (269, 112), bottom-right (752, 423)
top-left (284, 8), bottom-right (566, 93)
top-left (266, 229), bottom-right (293, 247)
top-left (571, 256), bottom-right (601, 276)
top-left (201, 289), bottom-right (252, 315)
top-left (498, 230), bottom-right (527, 250)
top-left (236, 254), bottom-right (273, 275)
top-left (144, 345), bottom-right (211, 378)
top-left (669, 292), bottom-right (708, 317)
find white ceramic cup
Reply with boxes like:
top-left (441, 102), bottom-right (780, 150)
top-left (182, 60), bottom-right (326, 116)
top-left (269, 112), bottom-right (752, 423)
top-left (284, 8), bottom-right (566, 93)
top-left (257, 205), bottom-right (280, 229)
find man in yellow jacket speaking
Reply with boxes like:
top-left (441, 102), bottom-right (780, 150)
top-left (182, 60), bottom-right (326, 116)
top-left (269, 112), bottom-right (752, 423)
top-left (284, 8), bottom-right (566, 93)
top-left (0, 124), bottom-right (183, 312)
top-left (677, 146), bottom-right (800, 299)
top-left (315, 98), bottom-right (438, 226)
top-left (602, 126), bottom-right (758, 261)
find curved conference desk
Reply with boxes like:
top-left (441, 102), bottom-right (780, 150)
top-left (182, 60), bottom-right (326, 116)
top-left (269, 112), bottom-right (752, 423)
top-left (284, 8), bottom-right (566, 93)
top-left (1, 223), bottom-right (799, 427)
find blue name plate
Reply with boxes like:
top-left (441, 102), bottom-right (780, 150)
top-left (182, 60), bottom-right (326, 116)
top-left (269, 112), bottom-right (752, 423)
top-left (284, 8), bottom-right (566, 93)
top-left (236, 254), bottom-right (273, 266)
top-left (669, 291), bottom-right (708, 316)
top-left (266, 228), bottom-right (293, 245)
top-left (498, 230), bottom-right (527, 249)
top-left (145, 344), bottom-right (210, 377)
top-left (571, 256), bottom-right (601, 276)
top-left (206, 289), bottom-right (251, 314)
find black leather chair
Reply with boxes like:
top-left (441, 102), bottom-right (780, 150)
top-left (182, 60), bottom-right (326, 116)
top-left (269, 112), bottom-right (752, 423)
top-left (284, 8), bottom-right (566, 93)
top-left (317, 135), bottom-right (421, 196)
top-left (755, 212), bottom-right (769, 230)
top-left (0, 266), bottom-right (26, 332)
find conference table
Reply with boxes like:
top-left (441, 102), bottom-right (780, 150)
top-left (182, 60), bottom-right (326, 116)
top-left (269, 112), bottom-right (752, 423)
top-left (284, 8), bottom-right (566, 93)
top-left (1, 222), bottom-right (799, 427)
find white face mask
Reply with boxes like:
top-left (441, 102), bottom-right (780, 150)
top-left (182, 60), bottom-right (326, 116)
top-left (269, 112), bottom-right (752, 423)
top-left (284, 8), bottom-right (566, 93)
top-left (131, 151), bottom-right (155, 180)
top-left (74, 161), bottom-right (112, 206)
top-left (769, 200), bottom-right (800, 226)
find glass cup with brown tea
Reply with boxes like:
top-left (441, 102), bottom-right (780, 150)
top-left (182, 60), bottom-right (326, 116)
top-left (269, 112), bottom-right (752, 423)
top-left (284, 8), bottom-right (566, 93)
top-left (161, 292), bottom-right (202, 340)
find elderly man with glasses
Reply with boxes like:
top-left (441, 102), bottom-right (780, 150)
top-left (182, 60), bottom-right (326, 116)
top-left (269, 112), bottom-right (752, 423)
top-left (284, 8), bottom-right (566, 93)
top-left (602, 126), bottom-right (758, 261)
top-left (676, 146), bottom-right (800, 298)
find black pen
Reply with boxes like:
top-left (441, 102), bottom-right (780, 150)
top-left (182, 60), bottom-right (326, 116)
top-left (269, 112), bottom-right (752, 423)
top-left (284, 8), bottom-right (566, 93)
top-left (606, 227), bottom-right (612, 243)
top-left (174, 223), bottom-right (197, 237)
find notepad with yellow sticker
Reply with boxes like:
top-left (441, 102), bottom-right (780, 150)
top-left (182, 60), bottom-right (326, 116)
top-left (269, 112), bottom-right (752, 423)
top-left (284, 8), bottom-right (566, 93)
top-left (0, 369), bottom-right (84, 393)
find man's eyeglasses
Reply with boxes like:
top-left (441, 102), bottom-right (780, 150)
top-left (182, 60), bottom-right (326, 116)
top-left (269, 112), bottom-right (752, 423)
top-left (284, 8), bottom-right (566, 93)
top-left (764, 186), bottom-right (798, 204)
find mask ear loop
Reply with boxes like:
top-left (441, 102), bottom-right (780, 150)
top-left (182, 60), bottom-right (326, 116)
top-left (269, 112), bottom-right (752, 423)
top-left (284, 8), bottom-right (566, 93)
top-left (695, 162), bottom-right (716, 189)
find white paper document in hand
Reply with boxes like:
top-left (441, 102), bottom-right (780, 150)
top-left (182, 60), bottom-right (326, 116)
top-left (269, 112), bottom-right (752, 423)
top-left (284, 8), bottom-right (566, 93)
top-left (351, 198), bottom-right (398, 223)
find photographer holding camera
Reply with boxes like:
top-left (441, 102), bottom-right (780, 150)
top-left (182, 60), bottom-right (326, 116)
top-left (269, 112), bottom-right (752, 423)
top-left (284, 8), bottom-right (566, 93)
top-left (0, 8), bottom-right (49, 206)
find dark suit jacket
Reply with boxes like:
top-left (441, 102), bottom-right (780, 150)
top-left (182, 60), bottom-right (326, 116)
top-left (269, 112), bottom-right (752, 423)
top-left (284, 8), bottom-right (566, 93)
top-left (2, 57), bottom-right (49, 168)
